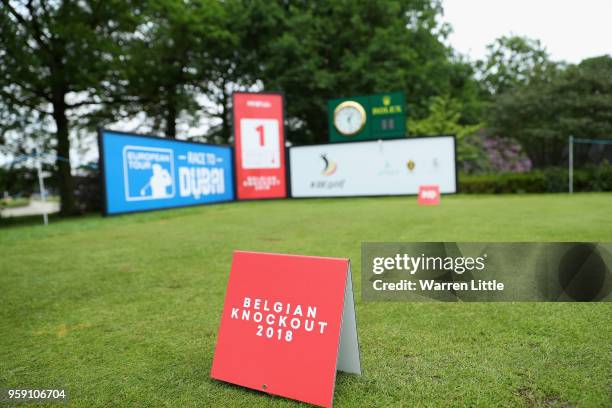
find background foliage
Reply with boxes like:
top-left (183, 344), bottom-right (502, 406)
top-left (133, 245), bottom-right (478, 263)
top-left (1, 0), bottom-right (611, 213)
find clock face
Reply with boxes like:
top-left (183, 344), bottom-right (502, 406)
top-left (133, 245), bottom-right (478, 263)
top-left (334, 101), bottom-right (366, 136)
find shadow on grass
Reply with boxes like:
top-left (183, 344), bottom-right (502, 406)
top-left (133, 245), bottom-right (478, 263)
top-left (0, 212), bottom-right (98, 228)
top-left (0, 213), bottom-right (60, 228)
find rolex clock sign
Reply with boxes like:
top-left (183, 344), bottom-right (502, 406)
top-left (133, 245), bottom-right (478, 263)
top-left (369, 92), bottom-right (406, 139)
top-left (328, 91), bottom-right (406, 142)
top-left (328, 94), bottom-right (371, 142)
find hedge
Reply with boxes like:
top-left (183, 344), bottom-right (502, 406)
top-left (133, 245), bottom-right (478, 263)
top-left (459, 164), bottom-right (612, 194)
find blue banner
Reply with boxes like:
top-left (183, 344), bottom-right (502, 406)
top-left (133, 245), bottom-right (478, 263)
top-left (100, 130), bottom-right (234, 215)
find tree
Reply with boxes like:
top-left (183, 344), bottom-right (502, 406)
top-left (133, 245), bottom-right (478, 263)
top-left (114, 0), bottom-right (232, 139)
top-left (477, 35), bottom-right (559, 96)
top-left (203, 0), bottom-right (266, 144)
top-left (488, 55), bottom-right (612, 167)
top-left (238, 0), bottom-right (479, 145)
top-left (410, 95), bottom-right (487, 172)
top-left (0, 0), bottom-right (137, 214)
top-left (554, 56), bottom-right (612, 140)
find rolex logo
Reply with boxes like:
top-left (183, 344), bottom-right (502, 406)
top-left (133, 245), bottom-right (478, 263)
top-left (382, 95), bottom-right (391, 106)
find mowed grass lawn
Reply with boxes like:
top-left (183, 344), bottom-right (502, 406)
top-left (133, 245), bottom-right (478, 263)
top-left (1, 194), bottom-right (611, 407)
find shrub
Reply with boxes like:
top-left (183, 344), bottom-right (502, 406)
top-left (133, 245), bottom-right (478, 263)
top-left (460, 164), bottom-right (612, 193)
top-left (482, 136), bottom-right (532, 173)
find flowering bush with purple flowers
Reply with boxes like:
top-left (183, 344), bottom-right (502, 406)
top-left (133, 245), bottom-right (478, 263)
top-left (482, 136), bottom-right (532, 173)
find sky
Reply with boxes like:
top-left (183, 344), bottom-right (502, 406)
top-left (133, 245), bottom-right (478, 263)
top-left (442, 0), bottom-right (612, 63)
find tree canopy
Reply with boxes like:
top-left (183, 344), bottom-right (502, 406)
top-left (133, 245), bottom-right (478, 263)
top-left (0, 0), bottom-right (138, 214)
top-left (477, 35), bottom-right (559, 96)
top-left (488, 55), bottom-right (612, 167)
top-left (246, 0), bottom-right (481, 143)
top-left (115, 0), bottom-right (232, 139)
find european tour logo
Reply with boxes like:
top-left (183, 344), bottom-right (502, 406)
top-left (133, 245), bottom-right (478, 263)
top-left (230, 297), bottom-right (329, 342)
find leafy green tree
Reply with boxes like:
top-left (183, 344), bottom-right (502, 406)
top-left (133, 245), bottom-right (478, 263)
top-left (0, 0), bottom-right (137, 214)
top-left (554, 56), bottom-right (612, 139)
top-left (477, 35), bottom-right (560, 96)
top-left (201, 0), bottom-right (264, 143)
top-left (240, 0), bottom-right (480, 144)
top-left (117, 0), bottom-right (233, 139)
top-left (488, 55), bottom-right (612, 167)
top-left (410, 95), bottom-right (486, 171)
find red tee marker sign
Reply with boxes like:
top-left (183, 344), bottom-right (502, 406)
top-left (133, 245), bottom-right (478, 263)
top-left (418, 184), bottom-right (440, 205)
top-left (211, 251), bottom-right (361, 407)
top-left (233, 93), bottom-right (287, 200)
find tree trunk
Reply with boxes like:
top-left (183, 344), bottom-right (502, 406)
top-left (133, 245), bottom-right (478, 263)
top-left (221, 86), bottom-right (231, 143)
top-left (52, 96), bottom-right (75, 215)
top-left (165, 85), bottom-right (177, 138)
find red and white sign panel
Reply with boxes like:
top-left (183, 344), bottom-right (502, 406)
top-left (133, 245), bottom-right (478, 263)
top-left (211, 251), bottom-right (361, 407)
top-left (418, 184), bottom-right (440, 205)
top-left (233, 93), bottom-right (287, 199)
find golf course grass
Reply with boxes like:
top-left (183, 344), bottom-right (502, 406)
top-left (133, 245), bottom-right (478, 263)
top-left (1, 193), bottom-right (611, 407)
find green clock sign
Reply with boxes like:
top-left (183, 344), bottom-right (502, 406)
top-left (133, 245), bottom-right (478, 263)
top-left (328, 91), bottom-right (406, 142)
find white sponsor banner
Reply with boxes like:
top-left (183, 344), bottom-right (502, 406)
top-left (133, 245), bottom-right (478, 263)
top-left (289, 136), bottom-right (456, 197)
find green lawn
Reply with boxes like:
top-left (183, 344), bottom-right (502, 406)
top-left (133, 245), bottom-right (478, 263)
top-left (1, 194), bottom-right (611, 407)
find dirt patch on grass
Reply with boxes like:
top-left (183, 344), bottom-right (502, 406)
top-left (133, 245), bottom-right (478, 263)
top-left (516, 387), bottom-right (575, 408)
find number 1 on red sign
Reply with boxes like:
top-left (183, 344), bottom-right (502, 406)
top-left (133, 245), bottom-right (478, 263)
top-left (256, 125), bottom-right (265, 146)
